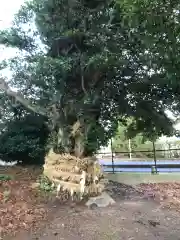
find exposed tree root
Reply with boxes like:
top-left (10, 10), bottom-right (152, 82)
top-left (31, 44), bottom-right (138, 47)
top-left (43, 150), bottom-right (104, 201)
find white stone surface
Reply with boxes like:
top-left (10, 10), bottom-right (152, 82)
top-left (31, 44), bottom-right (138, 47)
top-left (85, 192), bottom-right (115, 208)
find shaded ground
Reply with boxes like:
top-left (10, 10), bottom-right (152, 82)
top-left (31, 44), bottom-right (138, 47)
top-left (0, 166), bottom-right (53, 238)
top-left (1, 167), bottom-right (180, 239)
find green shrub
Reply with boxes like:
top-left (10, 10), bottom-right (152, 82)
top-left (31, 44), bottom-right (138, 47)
top-left (0, 114), bottom-right (49, 165)
top-left (38, 175), bottom-right (55, 192)
top-left (0, 174), bottom-right (13, 181)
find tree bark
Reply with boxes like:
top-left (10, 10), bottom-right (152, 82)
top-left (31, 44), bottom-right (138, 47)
top-left (71, 120), bottom-right (88, 158)
top-left (74, 134), bottom-right (85, 158)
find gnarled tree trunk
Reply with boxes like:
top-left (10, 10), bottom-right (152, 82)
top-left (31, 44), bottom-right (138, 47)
top-left (43, 120), bottom-right (104, 201)
top-left (43, 149), bottom-right (104, 201)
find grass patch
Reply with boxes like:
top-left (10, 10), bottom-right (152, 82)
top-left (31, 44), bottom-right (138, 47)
top-left (0, 174), bottom-right (13, 181)
top-left (106, 172), bottom-right (180, 185)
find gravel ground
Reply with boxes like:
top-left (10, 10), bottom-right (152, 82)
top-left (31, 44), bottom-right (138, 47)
top-left (7, 181), bottom-right (180, 240)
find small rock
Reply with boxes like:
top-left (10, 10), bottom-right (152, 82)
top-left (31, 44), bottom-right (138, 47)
top-left (148, 220), bottom-right (160, 227)
top-left (136, 219), bottom-right (146, 226)
top-left (70, 202), bottom-right (76, 208)
top-left (86, 192), bottom-right (115, 208)
top-left (89, 203), bottom-right (98, 210)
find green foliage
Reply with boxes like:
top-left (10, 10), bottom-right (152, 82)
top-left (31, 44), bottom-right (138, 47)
top-left (112, 119), bottom-right (175, 158)
top-left (0, 0), bottom-right (179, 158)
top-left (0, 114), bottom-right (49, 164)
top-left (38, 175), bottom-right (55, 192)
top-left (0, 174), bottom-right (13, 181)
top-left (84, 120), bottom-right (118, 156)
top-left (112, 119), bottom-right (158, 153)
top-left (0, 29), bottom-right (35, 51)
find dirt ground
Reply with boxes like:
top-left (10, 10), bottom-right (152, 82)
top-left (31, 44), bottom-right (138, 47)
top-left (1, 166), bottom-right (180, 240)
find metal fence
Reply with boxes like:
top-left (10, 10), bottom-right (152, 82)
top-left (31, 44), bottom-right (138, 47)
top-left (96, 147), bottom-right (180, 173)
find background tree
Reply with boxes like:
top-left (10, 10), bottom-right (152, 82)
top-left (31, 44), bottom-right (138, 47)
top-left (112, 121), bottom-right (145, 153)
top-left (112, 118), bottom-right (162, 157)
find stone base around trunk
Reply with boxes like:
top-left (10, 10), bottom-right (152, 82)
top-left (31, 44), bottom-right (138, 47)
top-left (85, 192), bottom-right (115, 208)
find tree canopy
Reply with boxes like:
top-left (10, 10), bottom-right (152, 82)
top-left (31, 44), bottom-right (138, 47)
top-left (0, 0), bottom-right (179, 158)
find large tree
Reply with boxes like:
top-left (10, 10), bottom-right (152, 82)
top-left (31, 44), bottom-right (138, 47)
top-left (0, 0), bottom-right (180, 196)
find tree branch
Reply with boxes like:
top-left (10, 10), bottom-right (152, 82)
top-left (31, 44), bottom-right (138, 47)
top-left (0, 77), bottom-right (48, 117)
top-left (80, 54), bottom-right (88, 95)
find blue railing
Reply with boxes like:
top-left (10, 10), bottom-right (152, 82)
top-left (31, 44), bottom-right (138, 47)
top-left (101, 160), bottom-right (180, 173)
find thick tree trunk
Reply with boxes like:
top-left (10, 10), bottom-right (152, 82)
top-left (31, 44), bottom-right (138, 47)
top-left (56, 120), bottom-right (87, 158)
top-left (57, 126), bottom-right (72, 153)
top-left (74, 134), bottom-right (85, 158)
top-left (43, 149), bottom-right (104, 201)
top-left (71, 119), bottom-right (90, 158)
